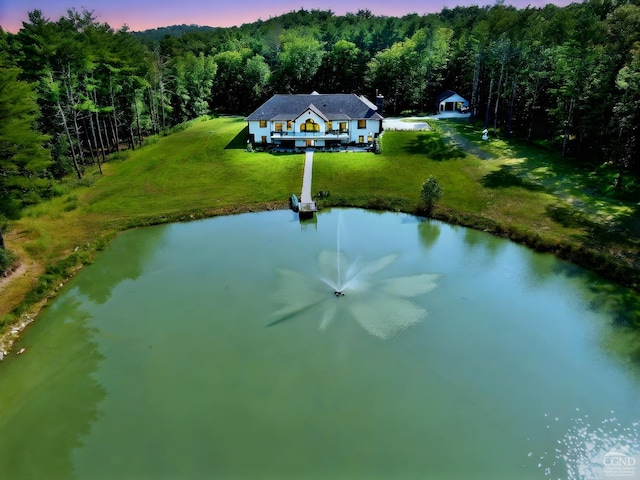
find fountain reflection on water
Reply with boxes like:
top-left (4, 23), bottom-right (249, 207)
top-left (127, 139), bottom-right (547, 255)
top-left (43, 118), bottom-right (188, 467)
top-left (269, 214), bottom-right (442, 339)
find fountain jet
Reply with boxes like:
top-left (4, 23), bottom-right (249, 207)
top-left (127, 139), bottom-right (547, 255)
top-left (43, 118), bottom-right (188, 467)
top-left (269, 211), bottom-right (441, 339)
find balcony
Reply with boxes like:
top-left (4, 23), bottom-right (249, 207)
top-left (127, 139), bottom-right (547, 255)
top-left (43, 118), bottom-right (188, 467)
top-left (271, 130), bottom-right (349, 141)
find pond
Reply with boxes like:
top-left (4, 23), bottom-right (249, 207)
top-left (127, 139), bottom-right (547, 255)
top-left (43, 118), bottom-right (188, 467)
top-left (0, 208), bottom-right (639, 479)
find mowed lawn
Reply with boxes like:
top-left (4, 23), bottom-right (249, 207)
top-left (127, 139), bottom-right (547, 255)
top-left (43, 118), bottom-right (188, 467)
top-left (84, 117), bottom-right (302, 220)
top-left (431, 120), bottom-right (639, 254)
top-left (3, 115), bottom-right (639, 319)
top-left (314, 130), bottom-right (490, 211)
top-left (315, 128), bottom-right (582, 245)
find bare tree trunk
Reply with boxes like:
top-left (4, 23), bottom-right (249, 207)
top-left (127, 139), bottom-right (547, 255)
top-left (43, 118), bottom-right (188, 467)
top-left (134, 92), bottom-right (143, 146)
top-left (148, 89), bottom-right (157, 135)
top-left (507, 79), bottom-right (517, 135)
top-left (613, 126), bottom-right (630, 189)
top-left (93, 113), bottom-right (104, 174)
top-left (153, 49), bottom-right (169, 132)
top-left (109, 76), bottom-right (121, 151)
top-left (102, 117), bottom-right (114, 153)
top-left (84, 116), bottom-right (97, 164)
top-left (527, 91), bottom-right (538, 141)
top-left (72, 111), bottom-right (86, 168)
top-left (485, 77), bottom-right (494, 129)
top-left (90, 87), bottom-right (107, 163)
top-left (56, 101), bottom-right (82, 179)
top-left (159, 82), bottom-right (167, 132)
top-left (493, 61), bottom-right (506, 132)
top-left (63, 67), bottom-right (86, 169)
top-left (471, 49), bottom-right (482, 120)
top-left (96, 115), bottom-right (107, 162)
top-left (562, 98), bottom-right (575, 158)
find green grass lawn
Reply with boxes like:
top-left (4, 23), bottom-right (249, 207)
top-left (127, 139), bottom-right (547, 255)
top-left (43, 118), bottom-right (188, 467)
top-left (84, 117), bottom-right (302, 220)
top-left (438, 120), bottom-right (640, 249)
top-left (2, 115), bottom-right (639, 326)
top-left (313, 131), bottom-right (488, 212)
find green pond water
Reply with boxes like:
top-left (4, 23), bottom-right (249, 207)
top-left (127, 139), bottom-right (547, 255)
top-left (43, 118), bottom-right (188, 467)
top-left (1, 208), bottom-right (639, 479)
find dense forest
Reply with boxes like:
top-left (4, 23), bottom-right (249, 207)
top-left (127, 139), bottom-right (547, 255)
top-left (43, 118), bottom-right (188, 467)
top-left (0, 1), bottom-right (639, 228)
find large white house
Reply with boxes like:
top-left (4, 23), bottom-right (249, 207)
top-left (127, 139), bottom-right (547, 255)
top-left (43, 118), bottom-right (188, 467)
top-left (245, 92), bottom-right (383, 149)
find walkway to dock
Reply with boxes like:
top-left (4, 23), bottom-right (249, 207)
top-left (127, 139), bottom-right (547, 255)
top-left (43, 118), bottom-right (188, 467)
top-left (299, 150), bottom-right (317, 213)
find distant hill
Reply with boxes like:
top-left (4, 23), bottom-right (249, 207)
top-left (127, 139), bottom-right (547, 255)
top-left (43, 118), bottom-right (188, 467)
top-left (133, 24), bottom-right (217, 42)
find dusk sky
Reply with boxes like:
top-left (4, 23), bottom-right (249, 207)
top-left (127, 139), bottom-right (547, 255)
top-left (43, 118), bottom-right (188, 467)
top-left (1, 0), bottom-right (575, 33)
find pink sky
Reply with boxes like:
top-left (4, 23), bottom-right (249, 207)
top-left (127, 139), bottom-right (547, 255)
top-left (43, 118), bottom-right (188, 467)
top-left (0, 0), bottom-right (574, 33)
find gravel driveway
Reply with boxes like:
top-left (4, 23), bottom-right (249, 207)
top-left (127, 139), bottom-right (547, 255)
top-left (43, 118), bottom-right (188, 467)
top-left (383, 117), bottom-right (431, 131)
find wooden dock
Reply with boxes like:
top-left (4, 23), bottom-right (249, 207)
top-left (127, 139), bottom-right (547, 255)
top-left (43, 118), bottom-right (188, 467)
top-left (299, 150), bottom-right (317, 214)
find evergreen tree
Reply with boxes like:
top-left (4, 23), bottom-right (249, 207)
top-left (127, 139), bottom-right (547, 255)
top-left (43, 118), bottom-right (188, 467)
top-left (0, 38), bottom-right (52, 217)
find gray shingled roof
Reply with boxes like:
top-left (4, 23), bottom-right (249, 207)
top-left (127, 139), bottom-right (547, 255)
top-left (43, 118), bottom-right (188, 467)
top-left (245, 93), bottom-right (383, 121)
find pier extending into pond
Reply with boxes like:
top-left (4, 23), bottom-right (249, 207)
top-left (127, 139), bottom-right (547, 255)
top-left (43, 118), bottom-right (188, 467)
top-left (299, 150), bottom-right (317, 215)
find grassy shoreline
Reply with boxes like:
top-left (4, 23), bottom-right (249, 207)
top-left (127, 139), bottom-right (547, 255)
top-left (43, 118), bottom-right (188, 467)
top-left (314, 195), bottom-right (640, 292)
top-left (1, 115), bottom-right (639, 357)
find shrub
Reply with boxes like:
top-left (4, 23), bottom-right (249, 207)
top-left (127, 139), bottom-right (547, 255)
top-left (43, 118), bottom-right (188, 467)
top-left (420, 176), bottom-right (443, 214)
top-left (63, 199), bottom-right (78, 212)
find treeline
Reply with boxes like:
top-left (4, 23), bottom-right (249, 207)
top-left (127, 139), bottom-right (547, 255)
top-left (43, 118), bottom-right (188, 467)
top-left (1, 2), bottom-right (639, 223)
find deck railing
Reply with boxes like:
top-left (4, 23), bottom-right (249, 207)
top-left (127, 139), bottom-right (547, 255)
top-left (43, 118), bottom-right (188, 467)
top-left (271, 130), bottom-right (349, 137)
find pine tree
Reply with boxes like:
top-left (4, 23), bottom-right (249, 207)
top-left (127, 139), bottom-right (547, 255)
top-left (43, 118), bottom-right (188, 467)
top-left (0, 61), bottom-right (52, 218)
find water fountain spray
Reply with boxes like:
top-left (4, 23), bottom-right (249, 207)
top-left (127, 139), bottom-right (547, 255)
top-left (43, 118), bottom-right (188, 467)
top-left (336, 212), bottom-right (343, 294)
top-left (269, 211), bottom-right (441, 338)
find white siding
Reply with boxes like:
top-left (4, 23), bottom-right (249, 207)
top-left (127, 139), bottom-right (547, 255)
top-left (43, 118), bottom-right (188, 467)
top-left (366, 119), bottom-right (382, 135)
top-left (248, 120), bottom-right (271, 142)
top-left (249, 116), bottom-right (381, 145)
top-left (350, 119), bottom-right (381, 143)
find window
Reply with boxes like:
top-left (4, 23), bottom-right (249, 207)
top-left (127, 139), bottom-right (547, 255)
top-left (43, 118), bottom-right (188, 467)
top-left (339, 122), bottom-right (347, 132)
top-left (326, 121), bottom-right (333, 131)
top-left (287, 121), bottom-right (292, 130)
top-left (259, 120), bottom-right (267, 128)
top-left (367, 135), bottom-right (373, 143)
top-left (358, 135), bottom-right (364, 144)
top-left (358, 119), bottom-right (366, 129)
top-left (261, 136), bottom-right (267, 144)
top-left (301, 119), bottom-right (319, 132)
top-left (275, 123), bottom-right (283, 132)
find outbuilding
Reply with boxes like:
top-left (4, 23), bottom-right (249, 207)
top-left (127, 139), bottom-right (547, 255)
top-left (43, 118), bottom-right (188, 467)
top-left (436, 90), bottom-right (469, 113)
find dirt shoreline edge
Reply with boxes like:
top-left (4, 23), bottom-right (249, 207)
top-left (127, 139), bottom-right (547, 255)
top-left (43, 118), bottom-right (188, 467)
top-left (0, 202), bottom-right (286, 360)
